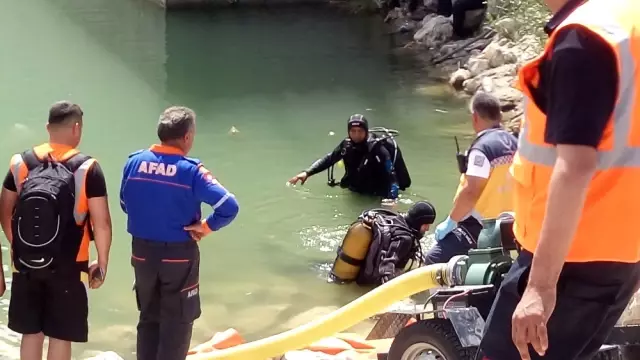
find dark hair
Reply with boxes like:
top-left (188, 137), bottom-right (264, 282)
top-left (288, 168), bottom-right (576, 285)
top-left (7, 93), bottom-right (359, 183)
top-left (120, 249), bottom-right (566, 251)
top-left (48, 101), bottom-right (83, 125)
top-left (157, 106), bottom-right (196, 142)
top-left (471, 92), bottom-right (502, 122)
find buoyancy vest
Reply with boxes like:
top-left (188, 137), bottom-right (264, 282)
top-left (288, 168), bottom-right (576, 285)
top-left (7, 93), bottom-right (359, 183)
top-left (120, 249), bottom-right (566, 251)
top-left (356, 209), bottom-right (421, 285)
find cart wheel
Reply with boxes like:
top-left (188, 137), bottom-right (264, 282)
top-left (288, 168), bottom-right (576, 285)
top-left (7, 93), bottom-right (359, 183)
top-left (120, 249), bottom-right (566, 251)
top-left (388, 319), bottom-right (477, 360)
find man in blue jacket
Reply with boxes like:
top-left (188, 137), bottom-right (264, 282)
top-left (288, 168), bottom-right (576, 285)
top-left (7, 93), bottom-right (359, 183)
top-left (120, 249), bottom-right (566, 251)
top-left (120, 106), bottom-right (239, 360)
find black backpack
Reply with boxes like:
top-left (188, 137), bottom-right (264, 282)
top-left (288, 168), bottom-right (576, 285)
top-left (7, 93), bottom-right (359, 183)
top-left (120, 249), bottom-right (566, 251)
top-left (11, 150), bottom-right (91, 274)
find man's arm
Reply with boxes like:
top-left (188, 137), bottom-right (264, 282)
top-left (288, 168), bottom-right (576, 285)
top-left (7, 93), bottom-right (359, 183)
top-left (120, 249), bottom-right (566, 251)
top-left (527, 27), bottom-right (617, 288)
top-left (378, 146), bottom-right (399, 199)
top-left (305, 141), bottom-right (345, 177)
top-left (193, 165), bottom-right (239, 233)
top-left (449, 149), bottom-right (490, 222)
top-left (0, 170), bottom-right (18, 244)
top-left (85, 162), bottom-right (112, 273)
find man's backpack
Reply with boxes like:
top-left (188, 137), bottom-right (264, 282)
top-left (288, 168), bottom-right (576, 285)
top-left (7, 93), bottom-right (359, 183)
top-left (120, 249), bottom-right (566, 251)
top-left (11, 150), bottom-right (91, 274)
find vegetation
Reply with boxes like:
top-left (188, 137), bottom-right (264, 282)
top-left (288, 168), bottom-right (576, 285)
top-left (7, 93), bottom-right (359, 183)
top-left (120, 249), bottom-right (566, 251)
top-left (486, 0), bottom-right (551, 43)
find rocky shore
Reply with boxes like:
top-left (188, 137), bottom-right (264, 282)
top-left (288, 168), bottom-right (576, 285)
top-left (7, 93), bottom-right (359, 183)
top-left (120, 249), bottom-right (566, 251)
top-left (384, 8), bottom-right (542, 134)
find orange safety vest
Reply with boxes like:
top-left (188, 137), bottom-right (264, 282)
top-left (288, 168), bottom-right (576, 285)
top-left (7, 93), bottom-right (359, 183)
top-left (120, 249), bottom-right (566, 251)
top-left (512, 0), bottom-right (640, 263)
top-left (8, 143), bottom-right (96, 266)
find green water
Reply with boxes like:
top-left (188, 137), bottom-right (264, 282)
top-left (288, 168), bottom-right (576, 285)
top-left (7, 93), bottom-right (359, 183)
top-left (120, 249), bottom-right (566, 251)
top-left (0, 0), bottom-right (473, 358)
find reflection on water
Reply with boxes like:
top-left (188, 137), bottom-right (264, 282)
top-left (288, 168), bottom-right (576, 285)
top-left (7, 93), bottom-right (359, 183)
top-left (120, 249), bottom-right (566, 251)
top-left (300, 224), bottom-right (348, 253)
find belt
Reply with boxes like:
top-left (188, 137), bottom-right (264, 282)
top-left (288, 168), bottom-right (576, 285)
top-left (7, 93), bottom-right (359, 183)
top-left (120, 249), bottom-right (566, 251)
top-left (132, 237), bottom-right (196, 248)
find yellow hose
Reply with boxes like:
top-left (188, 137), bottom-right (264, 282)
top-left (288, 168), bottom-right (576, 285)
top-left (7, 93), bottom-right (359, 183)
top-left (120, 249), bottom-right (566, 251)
top-left (189, 263), bottom-right (449, 360)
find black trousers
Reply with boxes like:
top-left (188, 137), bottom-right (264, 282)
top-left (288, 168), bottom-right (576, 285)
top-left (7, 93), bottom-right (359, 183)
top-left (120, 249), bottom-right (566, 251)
top-left (131, 238), bottom-right (201, 360)
top-left (423, 218), bottom-right (482, 265)
top-left (479, 250), bottom-right (640, 360)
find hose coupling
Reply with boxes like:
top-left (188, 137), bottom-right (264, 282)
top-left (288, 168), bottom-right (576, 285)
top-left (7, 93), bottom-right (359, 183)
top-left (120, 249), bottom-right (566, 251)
top-left (442, 255), bottom-right (469, 286)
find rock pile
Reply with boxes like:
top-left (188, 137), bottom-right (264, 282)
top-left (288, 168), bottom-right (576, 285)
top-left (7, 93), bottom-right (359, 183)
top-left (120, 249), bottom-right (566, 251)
top-left (447, 29), bottom-right (541, 133)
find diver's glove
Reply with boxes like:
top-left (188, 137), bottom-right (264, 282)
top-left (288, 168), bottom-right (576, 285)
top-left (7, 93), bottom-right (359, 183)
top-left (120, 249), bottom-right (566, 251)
top-left (434, 216), bottom-right (457, 241)
top-left (389, 183), bottom-right (399, 199)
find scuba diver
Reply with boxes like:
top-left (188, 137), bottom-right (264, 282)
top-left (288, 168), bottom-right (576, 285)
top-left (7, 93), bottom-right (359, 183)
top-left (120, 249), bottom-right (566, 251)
top-left (424, 92), bottom-right (517, 265)
top-left (329, 201), bottom-right (437, 286)
top-left (288, 114), bottom-right (411, 200)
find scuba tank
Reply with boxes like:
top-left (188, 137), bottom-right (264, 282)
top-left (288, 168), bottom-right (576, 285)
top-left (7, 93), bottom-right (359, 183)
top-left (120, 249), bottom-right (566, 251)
top-left (328, 213), bottom-right (374, 284)
top-left (328, 209), bottom-right (403, 284)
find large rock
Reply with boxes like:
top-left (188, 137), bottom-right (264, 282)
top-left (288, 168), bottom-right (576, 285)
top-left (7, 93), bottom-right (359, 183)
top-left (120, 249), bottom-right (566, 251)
top-left (449, 69), bottom-right (471, 90)
top-left (414, 15), bottom-right (453, 48)
top-left (513, 34), bottom-right (542, 62)
top-left (481, 64), bottom-right (518, 79)
top-left (492, 86), bottom-right (523, 111)
top-left (494, 17), bottom-right (518, 39)
top-left (480, 77), bottom-right (494, 93)
top-left (482, 43), bottom-right (518, 68)
top-left (463, 78), bottom-right (482, 95)
top-left (467, 57), bottom-right (490, 77)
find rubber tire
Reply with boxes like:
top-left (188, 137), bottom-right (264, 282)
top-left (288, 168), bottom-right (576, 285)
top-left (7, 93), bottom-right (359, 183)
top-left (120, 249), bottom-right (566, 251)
top-left (388, 319), bottom-right (478, 360)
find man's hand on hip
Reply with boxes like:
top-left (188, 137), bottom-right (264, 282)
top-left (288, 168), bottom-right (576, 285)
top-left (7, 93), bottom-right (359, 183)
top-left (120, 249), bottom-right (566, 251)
top-left (185, 220), bottom-right (212, 241)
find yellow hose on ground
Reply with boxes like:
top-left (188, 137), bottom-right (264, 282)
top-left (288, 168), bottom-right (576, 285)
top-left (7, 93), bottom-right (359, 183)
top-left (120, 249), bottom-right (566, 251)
top-left (190, 263), bottom-right (449, 360)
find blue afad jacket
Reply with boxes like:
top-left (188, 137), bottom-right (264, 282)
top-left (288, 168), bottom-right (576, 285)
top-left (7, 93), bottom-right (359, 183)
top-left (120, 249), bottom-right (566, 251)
top-left (120, 144), bottom-right (239, 242)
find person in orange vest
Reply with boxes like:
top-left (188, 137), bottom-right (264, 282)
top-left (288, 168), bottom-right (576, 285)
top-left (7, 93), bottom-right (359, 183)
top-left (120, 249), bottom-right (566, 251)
top-left (478, 0), bottom-right (640, 359)
top-left (0, 101), bottom-right (112, 360)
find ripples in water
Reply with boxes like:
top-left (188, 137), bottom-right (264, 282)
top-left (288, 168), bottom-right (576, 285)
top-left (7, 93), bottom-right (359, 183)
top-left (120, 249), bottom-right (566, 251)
top-left (299, 224), bottom-right (348, 253)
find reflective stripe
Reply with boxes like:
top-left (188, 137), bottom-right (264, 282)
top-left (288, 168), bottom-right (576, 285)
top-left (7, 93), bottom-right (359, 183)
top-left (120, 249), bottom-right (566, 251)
top-left (10, 154), bottom-right (23, 192)
top-left (73, 158), bottom-right (96, 224)
top-left (212, 192), bottom-right (234, 211)
top-left (518, 21), bottom-right (640, 169)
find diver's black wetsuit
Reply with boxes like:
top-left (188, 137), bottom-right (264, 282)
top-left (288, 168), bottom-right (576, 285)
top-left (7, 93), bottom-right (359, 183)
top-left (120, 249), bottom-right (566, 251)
top-left (305, 136), bottom-right (399, 198)
top-left (437, 0), bottom-right (488, 38)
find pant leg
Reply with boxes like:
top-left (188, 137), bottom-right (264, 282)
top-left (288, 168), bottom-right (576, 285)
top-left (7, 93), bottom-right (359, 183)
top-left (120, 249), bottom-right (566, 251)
top-left (479, 250), bottom-right (640, 360)
top-left (132, 239), bottom-right (162, 360)
top-left (424, 222), bottom-right (479, 264)
top-left (43, 273), bottom-right (89, 342)
top-left (8, 273), bottom-right (45, 335)
top-left (157, 242), bottom-right (201, 360)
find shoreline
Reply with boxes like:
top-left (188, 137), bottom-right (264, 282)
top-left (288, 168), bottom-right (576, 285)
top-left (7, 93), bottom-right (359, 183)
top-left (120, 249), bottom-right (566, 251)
top-left (383, 9), bottom-right (543, 135)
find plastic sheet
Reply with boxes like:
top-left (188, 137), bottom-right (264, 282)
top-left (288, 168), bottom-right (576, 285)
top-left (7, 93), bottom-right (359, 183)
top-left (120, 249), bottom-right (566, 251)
top-left (445, 307), bottom-right (485, 348)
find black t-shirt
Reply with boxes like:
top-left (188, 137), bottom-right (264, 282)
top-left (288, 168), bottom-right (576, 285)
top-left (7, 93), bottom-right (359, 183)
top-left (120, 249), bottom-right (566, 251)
top-left (3, 161), bottom-right (107, 198)
top-left (531, 0), bottom-right (618, 148)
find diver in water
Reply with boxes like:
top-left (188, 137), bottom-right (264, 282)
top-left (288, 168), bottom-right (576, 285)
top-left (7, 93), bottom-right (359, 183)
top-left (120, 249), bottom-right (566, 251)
top-left (329, 201), bottom-right (437, 286)
top-left (288, 114), bottom-right (411, 200)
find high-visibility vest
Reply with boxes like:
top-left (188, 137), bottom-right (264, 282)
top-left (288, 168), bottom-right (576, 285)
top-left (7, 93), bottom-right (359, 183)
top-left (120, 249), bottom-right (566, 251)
top-left (452, 128), bottom-right (518, 221)
top-left (511, 0), bottom-right (640, 263)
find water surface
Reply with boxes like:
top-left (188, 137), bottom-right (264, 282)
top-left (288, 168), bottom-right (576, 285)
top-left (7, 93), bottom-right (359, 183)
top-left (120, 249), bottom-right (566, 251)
top-left (0, 1), bottom-right (472, 358)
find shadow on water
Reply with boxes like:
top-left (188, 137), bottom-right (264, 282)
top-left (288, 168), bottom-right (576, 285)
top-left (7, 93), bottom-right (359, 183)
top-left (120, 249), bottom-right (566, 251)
top-left (47, 0), bottom-right (168, 92)
top-left (163, 4), bottom-right (430, 106)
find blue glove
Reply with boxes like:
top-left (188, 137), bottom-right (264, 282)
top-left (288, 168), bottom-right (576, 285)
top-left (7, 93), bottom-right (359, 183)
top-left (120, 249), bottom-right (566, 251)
top-left (389, 183), bottom-right (399, 199)
top-left (434, 216), bottom-right (458, 241)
